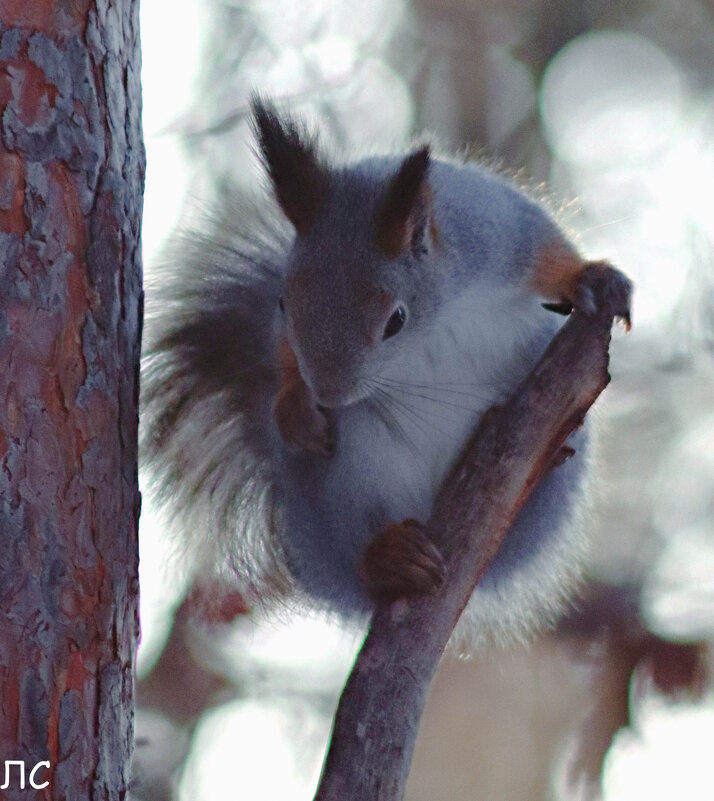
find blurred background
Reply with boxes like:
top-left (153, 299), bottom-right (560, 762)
top-left (135, 0), bottom-right (714, 798)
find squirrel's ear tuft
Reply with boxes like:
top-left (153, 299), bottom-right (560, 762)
top-left (374, 146), bottom-right (436, 259)
top-left (251, 95), bottom-right (330, 236)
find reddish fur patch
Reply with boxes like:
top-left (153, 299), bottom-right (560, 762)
top-left (274, 336), bottom-right (299, 443)
top-left (530, 238), bottom-right (584, 302)
top-left (274, 335), bottom-right (332, 453)
top-left (276, 334), bottom-right (302, 393)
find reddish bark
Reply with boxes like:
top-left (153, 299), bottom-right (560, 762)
top-left (0, 1), bottom-right (143, 799)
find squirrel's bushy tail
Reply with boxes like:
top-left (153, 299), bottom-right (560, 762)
top-left (141, 196), bottom-right (294, 604)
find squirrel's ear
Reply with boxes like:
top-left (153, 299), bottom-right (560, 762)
top-left (251, 95), bottom-right (330, 236)
top-left (375, 146), bottom-right (436, 259)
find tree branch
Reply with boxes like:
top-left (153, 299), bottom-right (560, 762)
top-left (313, 262), bottom-right (632, 801)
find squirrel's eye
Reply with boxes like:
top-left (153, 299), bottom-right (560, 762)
top-left (383, 306), bottom-right (406, 340)
top-left (278, 296), bottom-right (285, 314)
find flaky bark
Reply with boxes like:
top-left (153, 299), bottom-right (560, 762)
top-left (314, 265), bottom-right (629, 801)
top-left (0, 2), bottom-right (143, 799)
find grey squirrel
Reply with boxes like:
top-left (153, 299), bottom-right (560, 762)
top-left (142, 97), bottom-right (632, 644)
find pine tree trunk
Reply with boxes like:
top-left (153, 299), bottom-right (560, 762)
top-left (0, 1), bottom-right (143, 798)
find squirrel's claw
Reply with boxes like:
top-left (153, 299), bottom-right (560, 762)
top-left (359, 518), bottom-right (446, 603)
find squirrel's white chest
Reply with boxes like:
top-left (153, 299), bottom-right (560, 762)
top-left (340, 283), bottom-right (555, 526)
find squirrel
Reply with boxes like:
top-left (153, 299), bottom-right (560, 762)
top-left (142, 96), bottom-right (632, 644)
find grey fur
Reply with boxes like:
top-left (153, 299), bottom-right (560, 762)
top-left (142, 103), bottom-right (591, 640)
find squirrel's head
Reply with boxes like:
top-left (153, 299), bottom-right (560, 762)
top-left (252, 96), bottom-right (442, 408)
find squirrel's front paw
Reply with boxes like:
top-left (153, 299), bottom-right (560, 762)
top-left (575, 260), bottom-right (633, 330)
top-left (359, 519), bottom-right (446, 602)
top-left (274, 386), bottom-right (334, 456)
